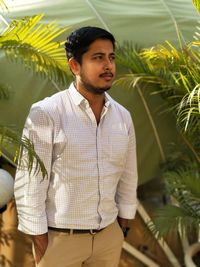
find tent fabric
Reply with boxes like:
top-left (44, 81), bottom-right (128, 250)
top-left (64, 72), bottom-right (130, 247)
top-left (0, 0), bottom-right (199, 184)
top-left (5, 0), bottom-right (199, 46)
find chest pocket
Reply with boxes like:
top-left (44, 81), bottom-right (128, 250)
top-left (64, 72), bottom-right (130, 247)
top-left (109, 133), bottom-right (129, 165)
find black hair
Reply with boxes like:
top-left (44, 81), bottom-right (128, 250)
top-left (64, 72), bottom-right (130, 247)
top-left (65, 26), bottom-right (115, 64)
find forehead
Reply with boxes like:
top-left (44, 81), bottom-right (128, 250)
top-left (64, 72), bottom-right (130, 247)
top-left (87, 39), bottom-right (115, 54)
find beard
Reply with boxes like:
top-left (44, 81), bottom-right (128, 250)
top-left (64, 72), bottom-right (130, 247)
top-left (80, 72), bottom-right (112, 95)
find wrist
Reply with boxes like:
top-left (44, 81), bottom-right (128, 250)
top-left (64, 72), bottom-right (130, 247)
top-left (120, 226), bottom-right (130, 238)
top-left (117, 216), bottom-right (129, 227)
top-left (32, 233), bottom-right (48, 247)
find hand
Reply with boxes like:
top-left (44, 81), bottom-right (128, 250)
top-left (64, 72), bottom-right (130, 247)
top-left (117, 216), bottom-right (129, 228)
top-left (117, 217), bottom-right (130, 238)
top-left (32, 233), bottom-right (48, 264)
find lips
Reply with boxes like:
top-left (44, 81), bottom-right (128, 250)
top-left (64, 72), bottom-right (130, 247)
top-left (100, 72), bottom-right (113, 79)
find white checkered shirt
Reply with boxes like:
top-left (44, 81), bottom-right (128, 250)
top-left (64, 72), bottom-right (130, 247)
top-left (14, 83), bottom-right (138, 235)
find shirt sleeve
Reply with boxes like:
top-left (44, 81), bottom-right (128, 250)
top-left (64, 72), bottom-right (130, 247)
top-left (116, 113), bottom-right (138, 219)
top-left (14, 106), bottom-right (53, 235)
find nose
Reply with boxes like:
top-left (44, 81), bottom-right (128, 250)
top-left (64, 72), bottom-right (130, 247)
top-left (104, 58), bottom-right (114, 71)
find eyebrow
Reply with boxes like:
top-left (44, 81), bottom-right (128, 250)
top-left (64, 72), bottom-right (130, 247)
top-left (92, 52), bottom-right (115, 56)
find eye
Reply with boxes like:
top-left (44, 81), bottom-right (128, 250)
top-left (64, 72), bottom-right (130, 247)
top-left (109, 55), bottom-right (115, 61)
top-left (93, 55), bottom-right (103, 60)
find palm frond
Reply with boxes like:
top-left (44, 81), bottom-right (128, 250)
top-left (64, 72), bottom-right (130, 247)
top-left (193, 20), bottom-right (200, 41)
top-left (0, 0), bottom-right (8, 11)
top-left (192, 0), bottom-right (200, 14)
top-left (177, 84), bottom-right (200, 130)
top-left (149, 204), bottom-right (200, 239)
top-left (116, 40), bottom-right (200, 133)
top-left (147, 143), bottom-right (200, 239)
top-left (0, 126), bottom-right (48, 179)
top-left (149, 163), bottom-right (200, 238)
top-left (0, 14), bottom-right (71, 85)
top-left (165, 164), bottom-right (200, 205)
top-left (114, 73), bottom-right (163, 89)
top-left (115, 7), bottom-right (200, 242)
top-left (149, 160), bottom-right (200, 238)
top-left (116, 43), bottom-right (148, 73)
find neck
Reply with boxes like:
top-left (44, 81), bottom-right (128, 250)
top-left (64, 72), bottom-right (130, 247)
top-left (75, 81), bottom-right (105, 107)
top-left (75, 82), bottom-right (105, 124)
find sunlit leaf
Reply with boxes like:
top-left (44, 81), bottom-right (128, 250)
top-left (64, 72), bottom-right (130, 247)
top-left (192, 0), bottom-right (200, 14)
top-left (0, 15), bottom-right (71, 86)
top-left (0, 0), bottom-right (8, 11)
top-left (116, 39), bottom-right (200, 135)
top-left (0, 126), bottom-right (48, 179)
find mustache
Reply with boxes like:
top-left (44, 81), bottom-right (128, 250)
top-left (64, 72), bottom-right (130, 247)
top-left (99, 72), bottom-right (114, 78)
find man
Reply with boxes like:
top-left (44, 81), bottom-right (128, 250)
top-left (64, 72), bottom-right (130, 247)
top-left (14, 26), bottom-right (138, 267)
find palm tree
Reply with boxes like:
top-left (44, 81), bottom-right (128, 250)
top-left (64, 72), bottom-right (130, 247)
top-left (0, 14), bottom-right (71, 177)
top-left (115, 4), bottom-right (200, 241)
top-left (116, 40), bottom-right (199, 159)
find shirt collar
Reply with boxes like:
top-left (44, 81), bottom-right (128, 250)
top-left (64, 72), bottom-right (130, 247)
top-left (104, 93), bottom-right (111, 108)
top-left (68, 82), bottom-right (85, 106)
top-left (68, 82), bottom-right (111, 108)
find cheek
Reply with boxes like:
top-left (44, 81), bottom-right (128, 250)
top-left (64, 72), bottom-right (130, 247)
top-left (84, 64), bottom-right (101, 77)
top-left (80, 68), bottom-right (97, 83)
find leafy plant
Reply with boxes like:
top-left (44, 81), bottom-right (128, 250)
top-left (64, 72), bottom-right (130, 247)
top-left (0, 126), bottom-right (48, 178)
top-left (116, 40), bottom-right (200, 164)
top-left (115, 7), bottom-right (200, 238)
top-left (0, 14), bottom-right (70, 86)
top-left (149, 162), bottom-right (200, 239)
top-left (0, 14), bottom-right (71, 176)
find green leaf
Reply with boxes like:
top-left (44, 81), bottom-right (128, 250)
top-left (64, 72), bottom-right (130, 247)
top-left (177, 85), bottom-right (200, 131)
top-left (116, 40), bottom-right (200, 164)
top-left (149, 204), bottom-right (200, 239)
top-left (0, 15), bottom-right (71, 86)
top-left (148, 162), bottom-right (200, 239)
top-left (192, 0), bottom-right (200, 13)
top-left (0, 126), bottom-right (48, 179)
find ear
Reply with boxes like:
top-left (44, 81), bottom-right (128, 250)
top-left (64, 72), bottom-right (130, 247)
top-left (68, 58), bottom-right (80, 76)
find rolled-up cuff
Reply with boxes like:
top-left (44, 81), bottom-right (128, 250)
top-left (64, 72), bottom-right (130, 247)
top-left (18, 216), bottom-right (48, 235)
top-left (117, 203), bottom-right (137, 219)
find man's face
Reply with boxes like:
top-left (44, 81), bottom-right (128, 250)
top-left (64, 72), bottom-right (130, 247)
top-left (76, 39), bottom-right (116, 94)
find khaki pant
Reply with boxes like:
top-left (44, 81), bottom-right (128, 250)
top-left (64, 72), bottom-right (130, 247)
top-left (33, 220), bottom-right (124, 267)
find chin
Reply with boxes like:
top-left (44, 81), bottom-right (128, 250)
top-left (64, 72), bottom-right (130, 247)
top-left (96, 87), bottom-right (111, 94)
top-left (82, 80), bottom-right (112, 95)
